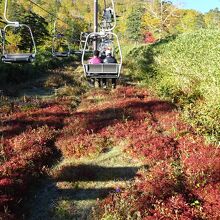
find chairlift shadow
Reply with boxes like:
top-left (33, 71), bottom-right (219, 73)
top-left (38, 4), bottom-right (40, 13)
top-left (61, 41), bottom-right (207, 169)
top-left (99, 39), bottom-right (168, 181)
top-left (55, 164), bottom-right (144, 182)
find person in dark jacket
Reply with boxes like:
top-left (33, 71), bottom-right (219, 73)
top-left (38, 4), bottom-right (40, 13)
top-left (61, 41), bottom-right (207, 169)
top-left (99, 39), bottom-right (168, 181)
top-left (103, 50), bottom-right (117, 64)
top-left (103, 50), bottom-right (117, 88)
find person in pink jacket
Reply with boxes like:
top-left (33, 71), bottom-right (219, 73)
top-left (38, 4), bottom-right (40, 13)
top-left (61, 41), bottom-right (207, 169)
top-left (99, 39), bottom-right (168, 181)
top-left (89, 50), bottom-right (102, 64)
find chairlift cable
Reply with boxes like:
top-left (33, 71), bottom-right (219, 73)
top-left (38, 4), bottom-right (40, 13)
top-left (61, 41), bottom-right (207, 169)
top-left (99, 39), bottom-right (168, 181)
top-left (27, 0), bottom-right (68, 26)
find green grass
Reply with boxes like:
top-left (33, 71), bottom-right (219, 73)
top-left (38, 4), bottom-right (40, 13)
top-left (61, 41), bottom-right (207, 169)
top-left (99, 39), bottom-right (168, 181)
top-left (124, 30), bottom-right (220, 142)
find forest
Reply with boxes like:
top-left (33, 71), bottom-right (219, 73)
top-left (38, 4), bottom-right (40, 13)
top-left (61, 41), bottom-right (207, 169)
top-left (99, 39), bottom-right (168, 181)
top-left (0, 0), bottom-right (220, 219)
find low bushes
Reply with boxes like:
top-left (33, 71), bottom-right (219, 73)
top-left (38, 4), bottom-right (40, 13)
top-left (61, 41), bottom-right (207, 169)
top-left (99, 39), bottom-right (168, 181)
top-left (126, 29), bottom-right (220, 142)
top-left (0, 99), bottom-right (71, 218)
top-left (88, 87), bottom-right (220, 219)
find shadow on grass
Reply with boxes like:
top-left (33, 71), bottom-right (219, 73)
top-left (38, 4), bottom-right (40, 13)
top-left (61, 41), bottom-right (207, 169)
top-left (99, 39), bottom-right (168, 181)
top-left (57, 187), bottom-right (115, 201)
top-left (1, 111), bottom-right (70, 138)
top-left (55, 164), bottom-right (144, 182)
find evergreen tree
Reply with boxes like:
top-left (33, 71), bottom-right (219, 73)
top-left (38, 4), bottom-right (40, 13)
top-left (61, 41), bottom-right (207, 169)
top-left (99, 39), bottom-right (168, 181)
top-left (126, 6), bottom-right (143, 42)
top-left (19, 11), bottom-right (49, 52)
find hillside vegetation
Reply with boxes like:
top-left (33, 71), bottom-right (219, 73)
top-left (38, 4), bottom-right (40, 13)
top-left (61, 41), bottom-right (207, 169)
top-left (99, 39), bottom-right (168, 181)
top-left (1, 1), bottom-right (220, 219)
top-left (126, 29), bottom-right (220, 142)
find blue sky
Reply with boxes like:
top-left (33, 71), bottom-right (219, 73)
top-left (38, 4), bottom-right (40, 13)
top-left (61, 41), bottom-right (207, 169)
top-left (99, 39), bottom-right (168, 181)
top-left (172, 0), bottom-right (220, 13)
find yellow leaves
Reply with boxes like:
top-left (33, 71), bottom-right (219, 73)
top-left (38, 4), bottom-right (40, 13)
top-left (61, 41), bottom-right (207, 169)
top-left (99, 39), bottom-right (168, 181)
top-left (142, 13), bottom-right (161, 28)
top-left (5, 30), bottom-right (22, 53)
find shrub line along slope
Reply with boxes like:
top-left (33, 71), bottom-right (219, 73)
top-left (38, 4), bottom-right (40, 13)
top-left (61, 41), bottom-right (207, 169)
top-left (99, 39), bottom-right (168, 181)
top-left (126, 29), bottom-right (220, 143)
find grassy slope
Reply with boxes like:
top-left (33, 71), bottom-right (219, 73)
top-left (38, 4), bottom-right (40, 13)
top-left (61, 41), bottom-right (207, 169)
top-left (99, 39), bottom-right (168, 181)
top-left (126, 29), bottom-right (220, 142)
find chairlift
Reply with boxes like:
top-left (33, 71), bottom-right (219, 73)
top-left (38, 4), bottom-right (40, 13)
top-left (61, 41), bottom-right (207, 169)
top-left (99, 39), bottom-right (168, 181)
top-left (100, 0), bottom-right (117, 32)
top-left (52, 20), bottom-right (70, 58)
top-left (1, 0), bottom-right (36, 63)
top-left (82, 31), bottom-right (122, 80)
top-left (52, 34), bottom-right (71, 57)
top-left (81, 0), bottom-right (122, 88)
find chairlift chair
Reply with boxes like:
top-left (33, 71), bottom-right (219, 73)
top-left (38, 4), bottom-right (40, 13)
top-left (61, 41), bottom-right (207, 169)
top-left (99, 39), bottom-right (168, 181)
top-left (100, 0), bottom-right (117, 32)
top-left (82, 31), bottom-right (122, 80)
top-left (52, 34), bottom-right (71, 58)
top-left (2, 24), bottom-right (36, 63)
top-left (1, 0), bottom-right (36, 64)
top-left (52, 19), bottom-right (71, 58)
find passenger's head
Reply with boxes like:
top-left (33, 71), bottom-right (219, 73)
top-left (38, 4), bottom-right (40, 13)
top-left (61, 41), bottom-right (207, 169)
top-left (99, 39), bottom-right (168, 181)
top-left (106, 49), bottom-right (111, 56)
top-left (93, 50), bottom-right (100, 57)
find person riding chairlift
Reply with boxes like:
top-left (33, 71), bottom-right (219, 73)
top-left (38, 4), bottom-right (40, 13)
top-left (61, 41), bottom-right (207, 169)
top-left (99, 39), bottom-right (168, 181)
top-left (103, 49), bottom-right (117, 64)
top-left (103, 49), bottom-right (117, 88)
top-left (89, 50), bottom-right (102, 64)
top-left (88, 50), bottom-right (102, 87)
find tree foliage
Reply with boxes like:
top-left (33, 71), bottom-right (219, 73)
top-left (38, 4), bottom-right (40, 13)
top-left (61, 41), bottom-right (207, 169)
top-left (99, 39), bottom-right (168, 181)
top-left (204, 8), bottom-right (220, 29)
top-left (0, 0), bottom-right (220, 50)
top-left (126, 5), bottom-right (143, 42)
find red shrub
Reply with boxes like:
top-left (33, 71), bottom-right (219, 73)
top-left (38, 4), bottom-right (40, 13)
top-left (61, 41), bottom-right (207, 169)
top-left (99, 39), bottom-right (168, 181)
top-left (193, 183), bottom-right (220, 219)
top-left (179, 135), bottom-right (220, 187)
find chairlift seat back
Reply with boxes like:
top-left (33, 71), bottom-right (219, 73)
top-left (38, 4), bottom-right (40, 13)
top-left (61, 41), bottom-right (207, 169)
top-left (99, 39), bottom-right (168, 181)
top-left (84, 63), bottom-right (120, 78)
top-left (2, 53), bottom-right (35, 63)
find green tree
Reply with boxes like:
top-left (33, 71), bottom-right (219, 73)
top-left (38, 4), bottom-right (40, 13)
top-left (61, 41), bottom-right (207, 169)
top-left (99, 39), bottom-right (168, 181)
top-left (126, 6), bottom-right (143, 42)
top-left (204, 8), bottom-right (220, 29)
top-left (177, 10), bottom-right (206, 32)
top-left (19, 11), bottom-right (49, 52)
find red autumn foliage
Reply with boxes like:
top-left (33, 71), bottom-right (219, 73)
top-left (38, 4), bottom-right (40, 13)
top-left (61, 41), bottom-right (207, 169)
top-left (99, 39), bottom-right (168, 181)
top-left (193, 183), bottom-right (220, 219)
top-left (179, 135), bottom-right (220, 187)
top-left (144, 32), bottom-right (156, 44)
top-left (0, 99), bottom-right (70, 217)
top-left (88, 86), bottom-right (220, 219)
top-left (1, 86), bottom-right (220, 219)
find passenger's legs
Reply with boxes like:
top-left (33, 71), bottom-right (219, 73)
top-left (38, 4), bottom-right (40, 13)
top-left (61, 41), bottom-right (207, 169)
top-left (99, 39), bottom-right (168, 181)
top-left (102, 78), bottom-right (107, 88)
top-left (112, 78), bottom-right (117, 89)
top-left (88, 78), bottom-right (95, 87)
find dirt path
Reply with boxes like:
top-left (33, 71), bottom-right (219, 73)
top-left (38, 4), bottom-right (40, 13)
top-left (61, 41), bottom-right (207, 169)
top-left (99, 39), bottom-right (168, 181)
top-left (25, 87), bottom-right (145, 220)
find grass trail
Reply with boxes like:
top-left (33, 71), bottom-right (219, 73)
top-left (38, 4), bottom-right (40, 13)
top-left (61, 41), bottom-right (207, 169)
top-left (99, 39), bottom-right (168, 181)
top-left (26, 144), bottom-right (143, 220)
top-left (25, 87), bottom-right (144, 220)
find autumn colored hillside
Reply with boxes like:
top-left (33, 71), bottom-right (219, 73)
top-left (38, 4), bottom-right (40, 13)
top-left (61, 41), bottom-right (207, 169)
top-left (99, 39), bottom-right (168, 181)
top-left (1, 1), bottom-right (220, 219)
top-left (1, 84), bottom-right (219, 219)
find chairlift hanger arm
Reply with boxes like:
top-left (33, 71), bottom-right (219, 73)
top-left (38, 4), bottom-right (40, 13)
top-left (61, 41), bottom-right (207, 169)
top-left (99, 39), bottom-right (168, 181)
top-left (3, 0), bottom-right (19, 25)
